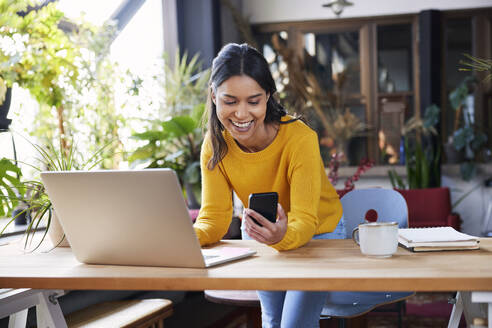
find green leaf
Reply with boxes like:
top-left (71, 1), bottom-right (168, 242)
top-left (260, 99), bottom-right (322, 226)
top-left (432, 144), bottom-right (441, 187)
top-left (453, 127), bottom-right (487, 157)
top-left (449, 82), bottom-right (469, 110)
top-left (460, 162), bottom-right (476, 181)
top-left (388, 169), bottom-right (406, 189)
top-left (459, 54), bottom-right (492, 82)
top-left (0, 78), bottom-right (6, 105)
top-left (131, 130), bottom-right (168, 141)
top-left (127, 145), bottom-right (157, 162)
top-left (470, 132), bottom-right (487, 151)
top-left (423, 104), bottom-right (440, 130)
top-left (415, 142), bottom-right (425, 188)
top-left (404, 136), bottom-right (412, 188)
top-left (388, 170), bottom-right (397, 188)
top-left (452, 128), bottom-right (470, 151)
top-left (191, 103), bottom-right (205, 125)
top-left (0, 158), bottom-right (23, 217)
top-left (161, 116), bottom-right (196, 136)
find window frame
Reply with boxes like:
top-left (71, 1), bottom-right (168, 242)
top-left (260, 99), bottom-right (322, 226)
top-left (253, 14), bottom-right (419, 164)
top-left (440, 9), bottom-right (492, 149)
top-left (253, 8), bottom-right (492, 165)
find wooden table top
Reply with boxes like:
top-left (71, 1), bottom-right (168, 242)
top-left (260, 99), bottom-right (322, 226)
top-left (1, 238), bottom-right (491, 292)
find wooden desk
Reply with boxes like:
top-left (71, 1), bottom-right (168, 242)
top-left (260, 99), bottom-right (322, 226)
top-left (1, 238), bottom-right (492, 327)
top-left (1, 239), bottom-right (492, 291)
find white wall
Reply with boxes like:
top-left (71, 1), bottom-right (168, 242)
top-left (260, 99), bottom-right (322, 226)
top-left (242, 0), bottom-right (492, 23)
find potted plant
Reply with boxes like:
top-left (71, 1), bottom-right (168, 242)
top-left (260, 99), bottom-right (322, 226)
top-left (446, 76), bottom-right (487, 180)
top-left (0, 138), bottom-right (110, 251)
top-left (129, 51), bottom-right (209, 209)
top-left (129, 104), bottom-right (205, 209)
top-left (459, 53), bottom-right (492, 81)
top-left (388, 104), bottom-right (441, 189)
top-left (28, 20), bottom-right (128, 170)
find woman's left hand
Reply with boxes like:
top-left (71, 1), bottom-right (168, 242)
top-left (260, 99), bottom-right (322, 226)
top-left (243, 203), bottom-right (288, 245)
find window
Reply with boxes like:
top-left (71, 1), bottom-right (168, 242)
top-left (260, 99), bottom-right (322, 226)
top-left (377, 24), bottom-right (413, 93)
top-left (254, 18), bottom-right (417, 166)
top-left (253, 9), bottom-right (492, 167)
top-left (303, 30), bottom-right (366, 165)
top-left (377, 23), bottom-right (414, 164)
top-left (1, 1), bottom-right (165, 165)
top-left (58, 0), bottom-right (122, 26)
top-left (442, 18), bottom-right (472, 143)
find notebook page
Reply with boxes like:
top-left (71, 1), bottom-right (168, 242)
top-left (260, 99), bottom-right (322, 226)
top-left (398, 227), bottom-right (478, 243)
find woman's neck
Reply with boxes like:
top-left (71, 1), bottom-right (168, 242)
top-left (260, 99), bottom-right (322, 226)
top-left (236, 123), bottom-right (279, 153)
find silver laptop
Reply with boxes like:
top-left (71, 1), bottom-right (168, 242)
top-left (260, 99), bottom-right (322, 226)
top-left (40, 169), bottom-right (256, 268)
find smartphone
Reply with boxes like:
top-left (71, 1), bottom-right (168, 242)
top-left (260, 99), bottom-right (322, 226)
top-left (248, 192), bottom-right (278, 226)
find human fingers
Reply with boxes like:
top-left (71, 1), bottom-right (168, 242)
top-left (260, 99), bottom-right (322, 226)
top-left (246, 209), bottom-right (286, 245)
top-left (245, 224), bottom-right (269, 244)
top-left (276, 203), bottom-right (287, 223)
top-left (245, 208), bottom-right (274, 228)
top-left (243, 214), bottom-right (270, 243)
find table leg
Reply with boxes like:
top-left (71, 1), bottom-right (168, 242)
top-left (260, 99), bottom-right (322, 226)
top-left (0, 289), bottom-right (39, 319)
top-left (447, 291), bottom-right (463, 328)
top-left (489, 303), bottom-right (492, 328)
top-left (0, 289), bottom-right (67, 328)
top-left (36, 290), bottom-right (67, 328)
top-left (8, 309), bottom-right (28, 328)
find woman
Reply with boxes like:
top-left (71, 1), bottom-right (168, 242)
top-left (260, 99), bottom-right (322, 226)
top-left (193, 43), bottom-right (344, 328)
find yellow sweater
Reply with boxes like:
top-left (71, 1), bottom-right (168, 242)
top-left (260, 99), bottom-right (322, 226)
top-left (193, 116), bottom-right (343, 251)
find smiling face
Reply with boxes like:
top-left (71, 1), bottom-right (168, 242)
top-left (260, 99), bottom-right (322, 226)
top-left (212, 75), bottom-right (273, 152)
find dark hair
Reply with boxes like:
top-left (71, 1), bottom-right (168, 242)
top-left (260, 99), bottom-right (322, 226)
top-left (206, 43), bottom-right (287, 169)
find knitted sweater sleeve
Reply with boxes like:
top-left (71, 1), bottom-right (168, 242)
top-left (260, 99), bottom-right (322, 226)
top-left (193, 136), bottom-right (233, 246)
top-left (270, 132), bottom-right (323, 251)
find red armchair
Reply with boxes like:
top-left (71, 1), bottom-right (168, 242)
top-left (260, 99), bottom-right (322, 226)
top-left (395, 187), bottom-right (461, 231)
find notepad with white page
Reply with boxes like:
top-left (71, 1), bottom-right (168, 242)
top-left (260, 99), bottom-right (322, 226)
top-left (398, 227), bottom-right (480, 252)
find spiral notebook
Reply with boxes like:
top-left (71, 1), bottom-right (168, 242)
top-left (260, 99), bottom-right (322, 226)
top-left (398, 227), bottom-right (480, 252)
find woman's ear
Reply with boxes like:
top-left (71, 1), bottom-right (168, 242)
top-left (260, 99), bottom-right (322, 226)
top-left (211, 88), bottom-right (217, 105)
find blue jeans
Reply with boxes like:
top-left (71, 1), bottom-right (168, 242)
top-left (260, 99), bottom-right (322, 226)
top-left (241, 217), bottom-right (346, 328)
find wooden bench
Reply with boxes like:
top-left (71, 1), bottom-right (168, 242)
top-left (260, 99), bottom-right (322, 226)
top-left (1, 288), bottom-right (173, 328)
top-left (65, 299), bottom-right (173, 328)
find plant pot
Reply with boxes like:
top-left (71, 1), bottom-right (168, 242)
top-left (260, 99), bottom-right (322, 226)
top-left (47, 210), bottom-right (70, 247)
top-left (0, 87), bottom-right (12, 130)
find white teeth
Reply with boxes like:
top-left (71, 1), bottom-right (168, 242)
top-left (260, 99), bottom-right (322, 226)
top-left (232, 120), bottom-right (252, 128)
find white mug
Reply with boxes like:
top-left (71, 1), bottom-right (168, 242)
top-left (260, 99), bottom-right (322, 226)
top-left (352, 222), bottom-right (398, 258)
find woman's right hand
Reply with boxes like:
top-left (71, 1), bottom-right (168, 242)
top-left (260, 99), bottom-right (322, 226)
top-left (243, 203), bottom-right (288, 245)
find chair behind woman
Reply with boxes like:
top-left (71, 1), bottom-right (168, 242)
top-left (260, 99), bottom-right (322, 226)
top-left (321, 188), bottom-right (414, 328)
top-left (341, 188), bottom-right (409, 233)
